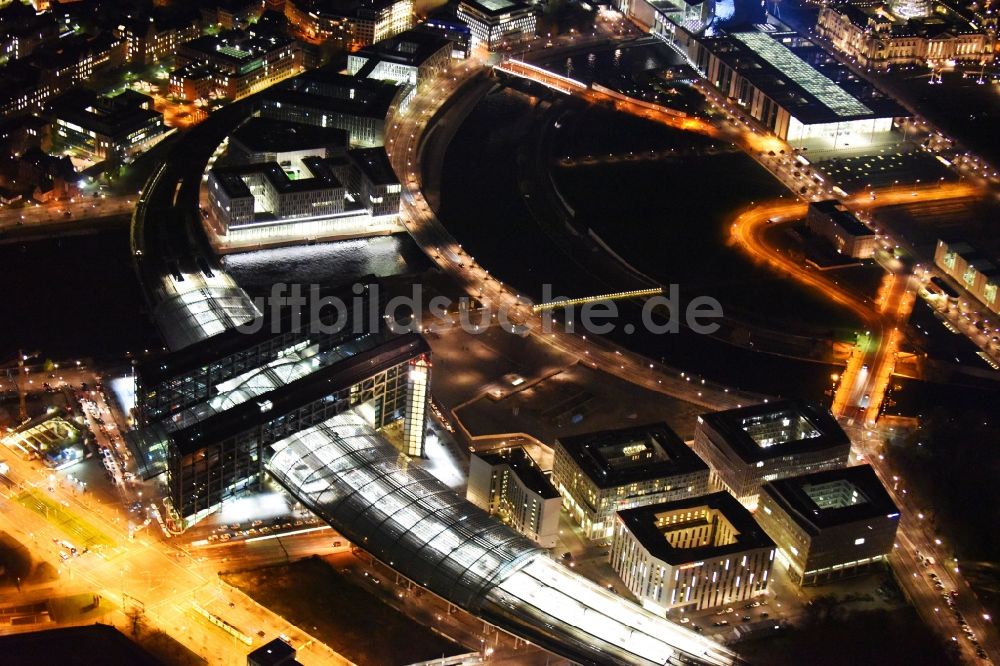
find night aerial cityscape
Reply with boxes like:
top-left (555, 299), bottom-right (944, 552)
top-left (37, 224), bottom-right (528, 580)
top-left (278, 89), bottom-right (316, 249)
top-left (0, 0), bottom-right (999, 664)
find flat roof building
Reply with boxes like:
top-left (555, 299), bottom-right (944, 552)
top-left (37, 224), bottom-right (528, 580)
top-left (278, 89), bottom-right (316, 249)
top-left (175, 30), bottom-right (301, 100)
top-left (457, 0), bottom-right (537, 53)
top-left (130, 283), bottom-right (431, 526)
top-left (756, 465), bottom-right (900, 585)
top-left (49, 89), bottom-right (168, 163)
top-left (611, 492), bottom-right (775, 615)
top-left (468, 447), bottom-right (562, 548)
top-left (807, 199), bottom-right (878, 259)
top-left (347, 29), bottom-right (453, 90)
top-left (553, 423), bottom-right (710, 540)
top-left (692, 400), bottom-right (851, 505)
top-left (207, 146), bottom-right (400, 241)
top-left (228, 118), bottom-right (349, 164)
top-left (678, 27), bottom-right (907, 149)
top-left (257, 68), bottom-right (401, 147)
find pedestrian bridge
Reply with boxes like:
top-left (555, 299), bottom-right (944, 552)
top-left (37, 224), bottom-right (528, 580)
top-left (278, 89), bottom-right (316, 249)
top-left (267, 412), bottom-right (740, 666)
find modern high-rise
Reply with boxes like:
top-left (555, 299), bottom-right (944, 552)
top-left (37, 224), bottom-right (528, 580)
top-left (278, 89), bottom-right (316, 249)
top-left (756, 465), bottom-right (900, 585)
top-left (553, 423), bottom-right (710, 540)
top-left (129, 282), bottom-right (431, 526)
top-left (457, 0), bottom-right (536, 52)
top-left (467, 447), bottom-right (562, 548)
top-left (611, 492), bottom-right (775, 615)
top-left (692, 400), bottom-right (851, 506)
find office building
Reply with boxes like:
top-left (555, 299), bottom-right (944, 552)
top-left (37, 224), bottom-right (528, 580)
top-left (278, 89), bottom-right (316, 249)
top-left (611, 492), bottom-right (775, 614)
top-left (677, 27), bottom-right (906, 149)
top-left (118, 15), bottom-right (202, 65)
top-left (202, 0), bottom-right (267, 30)
top-left (174, 30), bottom-right (301, 100)
top-left (457, 0), bottom-right (536, 52)
top-left (50, 89), bottom-right (168, 163)
top-left (1, 33), bottom-right (125, 120)
top-left (130, 283), bottom-right (431, 525)
top-left (817, 3), bottom-right (992, 70)
top-left (692, 400), bottom-right (851, 505)
top-left (344, 146), bottom-right (401, 216)
top-left (756, 465), bottom-right (900, 585)
top-left (553, 423), bottom-right (710, 540)
top-left (257, 68), bottom-right (401, 146)
top-left (468, 447), bottom-right (562, 548)
top-left (284, 0), bottom-right (414, 49)
top-left (207, 146), bottom-right (399, 239)
top-left (347, 30), bottom-right (453, 88)
top-left (417, 13), bottom-right (473, 58)
top-left (208, 158), bottom-right (347, 230)
top-left (806, 199), bottom-right (878, 258)
top-left (934, 239), bottom-right (999, 315)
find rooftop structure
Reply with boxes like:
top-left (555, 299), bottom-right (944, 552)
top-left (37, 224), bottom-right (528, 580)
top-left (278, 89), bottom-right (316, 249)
top-left (553, 423), bottom-right (710, 539)
top-left (468, 447), bottom-right (562, 547)
top-left (612, 492), bottom-right (775, 613)
top-left (757, 465), bottom-right (900, 585)
top-left (682, 27), bottom-right (907, 148)
top-left (693, 400), bottom-right (851, 503)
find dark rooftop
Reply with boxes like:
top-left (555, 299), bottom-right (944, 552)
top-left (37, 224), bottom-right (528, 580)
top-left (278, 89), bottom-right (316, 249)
top-left (557, 423), bottom-right (708, 489)
top-left (248, 637), bottom-right (296, 666)
top-left (349, 147), bottom-right (398, 186)
top-left (476, 447), bottom-right (560, 499)
top-left (810, 199), bottom-right (875, 237)
top-left (761, 464), bottom-right (900, 535)
top-left (698, 29), bottom-right (906, 125)
top-left (617, 492), bottom-right (774, 565)
top-left (354, 29), bottom-right (453, 67)
top-left (231, 118), bottom-right (348, 155)
top-left (698, 399), bottom-right (850, 463)
top-left (135, 278), bottom-right (379, 387)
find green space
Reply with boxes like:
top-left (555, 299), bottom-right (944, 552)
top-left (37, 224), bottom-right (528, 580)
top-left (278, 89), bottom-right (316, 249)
top-left (14, 489), bottom-right (115, 550)
top-left (222, 556), bottom-right (468, 666)
top-left (738, 603), bottom-right (957, 665)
